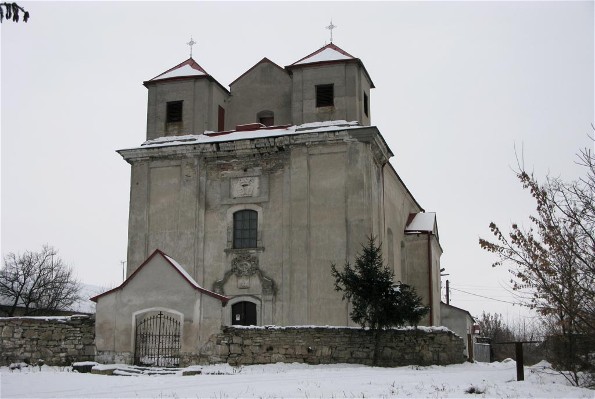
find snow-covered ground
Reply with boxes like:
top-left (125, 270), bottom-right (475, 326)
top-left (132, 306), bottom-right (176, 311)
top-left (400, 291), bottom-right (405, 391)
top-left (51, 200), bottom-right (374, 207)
top-left (1, 360), bottom-right (592, 398)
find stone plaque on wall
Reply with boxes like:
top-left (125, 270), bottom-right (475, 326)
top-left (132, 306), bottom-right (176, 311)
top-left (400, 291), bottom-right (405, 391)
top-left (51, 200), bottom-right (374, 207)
top-left (231, 177), bottom-right (260, 198)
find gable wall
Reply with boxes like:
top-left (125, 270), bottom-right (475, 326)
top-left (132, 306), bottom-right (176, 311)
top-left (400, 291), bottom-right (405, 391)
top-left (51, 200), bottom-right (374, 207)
top-left (227, 62), bottom-right (292, 128)
top-left (95, 255), bottom-right (224, 364)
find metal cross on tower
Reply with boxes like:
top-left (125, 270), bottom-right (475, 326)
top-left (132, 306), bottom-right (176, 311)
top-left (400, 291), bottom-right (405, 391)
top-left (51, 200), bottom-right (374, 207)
top-left (326, 20), bottom-right (337, 43)
top-left (187, 37), bottom-right (196, 58)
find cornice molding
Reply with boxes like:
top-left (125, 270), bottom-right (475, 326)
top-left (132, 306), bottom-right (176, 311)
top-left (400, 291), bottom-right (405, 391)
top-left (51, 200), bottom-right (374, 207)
top-left (118, 127), bottom-right (393, 165)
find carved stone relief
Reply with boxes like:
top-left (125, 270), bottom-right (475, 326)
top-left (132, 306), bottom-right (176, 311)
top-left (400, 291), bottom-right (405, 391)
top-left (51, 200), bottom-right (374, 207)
top-left (231, 254), bottom-right (258, 289)
top-left (213, 253), bottom-right (275, 296)
top-left (231, 177), bottom-right (260, 198)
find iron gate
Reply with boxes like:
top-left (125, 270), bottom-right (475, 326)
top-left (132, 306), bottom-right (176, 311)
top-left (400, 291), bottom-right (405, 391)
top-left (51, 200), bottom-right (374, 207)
top-left (134, 311), bottom-right (181, 367)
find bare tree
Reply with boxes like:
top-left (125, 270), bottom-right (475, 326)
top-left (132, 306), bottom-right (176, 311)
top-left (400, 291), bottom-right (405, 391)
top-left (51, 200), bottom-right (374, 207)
top-left (0, 2), bottom-right (29, 23)
top-left (0, 246), bottom-right (81, 316)
top-left (477, 312), bottom-right (544, 364)
top-left (479, 147), bottom-right (595, 387)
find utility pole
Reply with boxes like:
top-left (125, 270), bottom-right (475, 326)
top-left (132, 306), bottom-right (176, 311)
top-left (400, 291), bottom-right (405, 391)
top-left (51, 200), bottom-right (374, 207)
top-left (440, 267), bottom-right (450, 305)
top-left (120, 260), bottom-right (127, 282)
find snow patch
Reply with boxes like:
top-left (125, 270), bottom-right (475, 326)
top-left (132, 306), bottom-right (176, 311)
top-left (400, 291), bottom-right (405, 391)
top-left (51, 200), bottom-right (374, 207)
top-left (405, 212), bottom-right (436, 233)
top-left (131, 121), bottom-right (362, 150)
top-left (2, 362), bottom-right (593, 398)
top-left (294, 47), bottom-right (352, 65)
top-left (72, 361), bottom-right (99, 367)
top-left (152, 64), bottom-right (206, 80)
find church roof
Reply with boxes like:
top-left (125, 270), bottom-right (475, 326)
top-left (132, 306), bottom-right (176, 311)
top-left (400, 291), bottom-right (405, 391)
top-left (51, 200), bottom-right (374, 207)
top-left (143, 58), bottom-right (230, 94)
top-left (286, 43), bottom-right (375, 88)
top-left (90, 249), bottom-right (229, 304)
top-left (147, 58), bottom-right (208, 81)
top-left (290, 43), bottom-right (356, 65)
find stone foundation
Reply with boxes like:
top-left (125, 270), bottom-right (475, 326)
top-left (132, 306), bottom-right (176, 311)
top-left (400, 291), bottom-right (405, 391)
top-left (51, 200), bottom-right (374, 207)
top-left (201, 326), bottom-right (465, 367)
top-left (0, 315), bottom-right (95, 366)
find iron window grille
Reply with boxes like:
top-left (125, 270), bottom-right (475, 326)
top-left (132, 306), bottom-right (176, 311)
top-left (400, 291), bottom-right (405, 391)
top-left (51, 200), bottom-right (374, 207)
top-left (233, 210), bottom-right (258, 249)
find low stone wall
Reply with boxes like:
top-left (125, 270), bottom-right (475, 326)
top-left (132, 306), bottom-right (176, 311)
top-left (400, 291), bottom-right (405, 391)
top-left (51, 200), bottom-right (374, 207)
top-left (0, 315), bottom-right (95, 366)
top-left (200, 326), bottom-right (466, 367)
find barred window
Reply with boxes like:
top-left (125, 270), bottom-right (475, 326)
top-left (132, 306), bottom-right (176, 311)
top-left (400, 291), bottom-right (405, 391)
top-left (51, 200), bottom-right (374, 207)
top-left (316, 84), bottom-right (334, 107)
top-left (233, 210), bottom-right (258, 249)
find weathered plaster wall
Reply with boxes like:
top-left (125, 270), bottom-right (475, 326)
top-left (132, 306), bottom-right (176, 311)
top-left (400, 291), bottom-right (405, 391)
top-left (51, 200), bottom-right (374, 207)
top-left (95, 255), bottom-right (225, 365)
top-left (289, 63), bottom-right (372, 126)
top-left (197, 326), bottom-right (465, 367)
top-left (440, 303), bottom-right (475, 358)
top-left (0, 315), bottom-right (95, 366)
top-left (228, 61), bottom-right (292, 128)
top-left (146, 79), bottom-right (229, 140)
top-left (403, 234), bottom-right (442, 326)
top-left (122, 129), bottom-right (409, 331)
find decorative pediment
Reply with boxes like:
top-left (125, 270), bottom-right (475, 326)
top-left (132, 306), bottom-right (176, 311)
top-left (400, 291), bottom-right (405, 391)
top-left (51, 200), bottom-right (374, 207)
top-left (213, 253), bottom-right (275, 296)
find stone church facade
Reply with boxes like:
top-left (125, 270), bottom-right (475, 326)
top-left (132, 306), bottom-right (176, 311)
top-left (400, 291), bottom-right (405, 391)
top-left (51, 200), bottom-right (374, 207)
top-left (93, 43), bottom-right (444, 365)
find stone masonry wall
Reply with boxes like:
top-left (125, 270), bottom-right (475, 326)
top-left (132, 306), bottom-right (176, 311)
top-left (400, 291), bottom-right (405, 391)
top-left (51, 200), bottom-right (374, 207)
top-left (0, 315), bottom-right (95, 366)
top-left (198, 326), bottom-right (466, 367)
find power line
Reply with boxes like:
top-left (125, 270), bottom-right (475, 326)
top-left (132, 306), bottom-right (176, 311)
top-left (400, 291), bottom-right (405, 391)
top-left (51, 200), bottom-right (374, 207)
top-left (449, 287), bottom-right (519, 305)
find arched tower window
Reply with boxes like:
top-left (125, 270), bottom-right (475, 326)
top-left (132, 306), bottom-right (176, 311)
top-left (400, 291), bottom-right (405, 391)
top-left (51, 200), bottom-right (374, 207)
top-left (233, 210), bottom-right (258, 249)
top-left (257, 110), bottom-right (274, 126)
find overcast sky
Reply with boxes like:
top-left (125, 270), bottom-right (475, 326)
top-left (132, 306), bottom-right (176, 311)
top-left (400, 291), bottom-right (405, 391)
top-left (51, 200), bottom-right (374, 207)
top-left (1, 1), bottom-right (593, 322)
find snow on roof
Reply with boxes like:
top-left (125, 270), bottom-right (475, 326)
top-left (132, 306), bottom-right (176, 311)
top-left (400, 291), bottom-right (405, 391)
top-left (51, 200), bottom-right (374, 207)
top-left (405, 212), bottom-right (436, 233)
top-left (291, 43), bottom-right (356, 66)
top-left (162, 254), bottom-right (201, 290)
top-left (127, 120), bottom-right (362, 150)
top-left (148, 58), bottom-right (208, 82)
top-left (90, 250), bottom-right (228, 303)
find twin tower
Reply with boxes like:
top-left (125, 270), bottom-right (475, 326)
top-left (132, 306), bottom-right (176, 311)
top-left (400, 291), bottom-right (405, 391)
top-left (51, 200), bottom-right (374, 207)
top-left (142, 43), bottom-right (374, 140)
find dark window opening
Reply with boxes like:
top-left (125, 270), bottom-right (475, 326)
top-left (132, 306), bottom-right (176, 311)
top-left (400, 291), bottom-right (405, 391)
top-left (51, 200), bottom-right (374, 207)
top-left (218, 105), bottom-right (225, 131)
top-left (257, 110), bottom-right (274, 126)
top-left (233, 210), bottom-right (258, 249)
top-left (259, 116), bottom-right (274, 126)
top-left (166, 101), bottom-right (183, 123)
top-left (232, 302), bottom-right (257, 326)
top-left (364, 92), bottom-right (369, 117)
top-left (316, 84), bottom-right (334, 108)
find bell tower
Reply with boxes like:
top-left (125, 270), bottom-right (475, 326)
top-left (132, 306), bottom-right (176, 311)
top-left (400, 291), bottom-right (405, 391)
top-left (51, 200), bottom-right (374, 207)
top-left (143, 57), bottom-right (230, 140)
top-left (285, 43), bottom-right (374, 126)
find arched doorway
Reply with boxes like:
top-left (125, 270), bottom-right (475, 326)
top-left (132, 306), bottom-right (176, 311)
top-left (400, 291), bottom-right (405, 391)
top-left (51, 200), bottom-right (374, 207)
top-left (134, 311), bottom-right (181, 367)
top-left (232, 301), bottom-right (257, 326)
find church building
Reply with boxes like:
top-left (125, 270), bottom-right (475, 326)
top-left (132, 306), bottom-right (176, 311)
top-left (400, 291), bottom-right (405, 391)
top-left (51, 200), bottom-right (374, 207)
top-left (92, 42), bottom-right (444, 366)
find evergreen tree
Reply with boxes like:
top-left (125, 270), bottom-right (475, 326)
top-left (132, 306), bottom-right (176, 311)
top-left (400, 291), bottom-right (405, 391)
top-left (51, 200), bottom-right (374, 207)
top-left (331, 236), bottom-right (428, 364)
